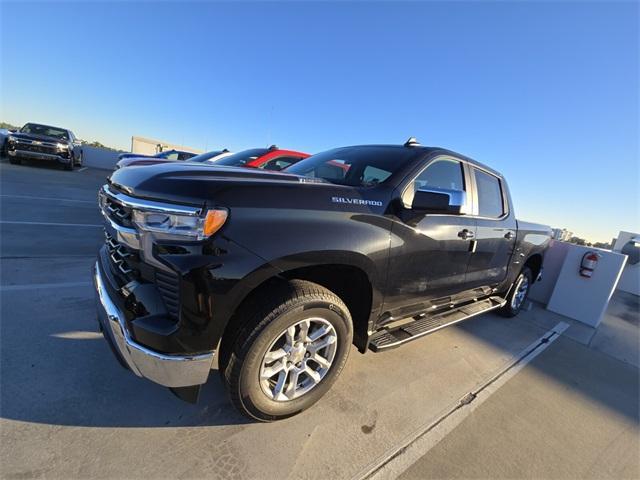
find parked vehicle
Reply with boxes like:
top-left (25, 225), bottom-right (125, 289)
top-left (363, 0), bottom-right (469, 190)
top-left (115, 149), bottom-right (232, 170)
top-left (94, 138), bottom-right (551, 421)
top-left (5, 123), bottom-right (83, 170)
top-left (117, 148), bottom-right (198, 163)
top-left (210, 145), bottom-right (310, 170)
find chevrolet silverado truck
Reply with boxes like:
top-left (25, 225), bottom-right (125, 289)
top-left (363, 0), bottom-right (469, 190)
top-left (6, 123), bottom-right (83, 170)
top-left (94, 138), bottom-right (551, 421)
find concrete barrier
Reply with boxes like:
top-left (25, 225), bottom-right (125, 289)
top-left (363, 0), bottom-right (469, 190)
top-left (81, 146), bottom-right (121, 170)
top-left (547, 246), bottom-right (627, 327)
top-left (533, 242), bottom-right (628, 328)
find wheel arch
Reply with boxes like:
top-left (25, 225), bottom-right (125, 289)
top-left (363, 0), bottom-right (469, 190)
top-left (218, 252), bottom-right (380, 367)
top-left (523, 253), bottom-right (543, 280)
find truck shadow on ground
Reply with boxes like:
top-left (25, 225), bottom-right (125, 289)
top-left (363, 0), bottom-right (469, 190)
top-left (1, 307), bottom-right (638, 430)
top-left (0, 331), bottom-right (254, 428)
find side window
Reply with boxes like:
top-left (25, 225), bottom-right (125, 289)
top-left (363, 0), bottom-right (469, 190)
top-left (474, 169), bottom-right (504, 218)
top-left (403, 159), bottom-right (465, 208)
top-left (415, 159), bottom-right (464, 191)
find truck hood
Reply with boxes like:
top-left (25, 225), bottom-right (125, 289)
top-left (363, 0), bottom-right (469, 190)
top-left (108, 163), bottom-right (331, 206)
top-left (116, 157), bottom-right (174, 169)
top-left (9, 132), bottom-right (69, 144)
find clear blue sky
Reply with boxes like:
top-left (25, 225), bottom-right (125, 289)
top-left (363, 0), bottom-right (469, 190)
top-left (2, 1), bottom-right (638, 243)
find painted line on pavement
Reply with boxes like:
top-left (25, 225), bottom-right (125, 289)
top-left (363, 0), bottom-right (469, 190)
top-left (0, 194), bottom-right (95, 204)
top-left (357, 321), bottom-right (570, 480)
top-left (76, 167), bottom-right (88, 172)
top-left (0, 220), bottom-right (102, 228)
top-left (1, 281), bottom-right (93, 291)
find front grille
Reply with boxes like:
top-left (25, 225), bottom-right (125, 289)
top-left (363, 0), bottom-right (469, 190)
top-left (16, 142), bottom-right (58, 155)
top-left (104, 196), bottom-right (134, 228)
top-left (105, 231), bottom-right (137, 277)
top-left (155, 269), bottom-right (180, 320)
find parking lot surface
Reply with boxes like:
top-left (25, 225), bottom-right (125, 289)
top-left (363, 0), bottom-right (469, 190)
top-left (1, 159), bottom-right (638, 479)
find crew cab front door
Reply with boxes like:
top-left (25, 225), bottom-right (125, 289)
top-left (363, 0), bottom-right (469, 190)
top-left (382, 156), bottom-right (477, 320)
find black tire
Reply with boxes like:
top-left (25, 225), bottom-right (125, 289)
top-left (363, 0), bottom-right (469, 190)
top-left (221, 279), bottom-right (353, 422)
top-left (498, 266), bottom-right (533, 318)
top-left (8, 156), bottom-right (20, 165)
top-left (75, 152), bottom-right (83, 167)
top-left (64, 159), bottom-right (73, 171)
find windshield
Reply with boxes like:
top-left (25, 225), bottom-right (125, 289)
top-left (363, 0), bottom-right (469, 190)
top-left (20, 123), bottom-right (69, 140)
top-left (154, 150), bottom-right (176, 159)
top-left (213, 148), bottom-right (270, 167)
top-left (189, 150), bottom-right (228, 163)
top-left (286, 146), bottom-right (419, 186)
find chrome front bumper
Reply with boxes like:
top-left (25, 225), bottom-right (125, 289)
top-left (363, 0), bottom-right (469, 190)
top-left (93, 262), bottom-right (214, 387)
top-left (9, 149), bottom-right (71, 163)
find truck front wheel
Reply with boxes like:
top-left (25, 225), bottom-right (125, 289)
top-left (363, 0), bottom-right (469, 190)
top-left (498, 266), bottom-right (533, 317)
top-left (221, 279), bottom-right (353, 421)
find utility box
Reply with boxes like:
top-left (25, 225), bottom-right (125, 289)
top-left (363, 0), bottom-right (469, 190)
top-left (545, 244), bottom-right (627, 328)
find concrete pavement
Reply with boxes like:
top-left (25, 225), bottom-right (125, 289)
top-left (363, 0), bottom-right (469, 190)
top-left (1, 158), bottom-right (638, 479)
top-left (397, 335), bottom-right (640, 479)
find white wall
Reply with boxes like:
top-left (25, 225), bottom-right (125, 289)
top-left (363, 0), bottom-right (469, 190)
top-left (131, 136), bottom-right (202, 155)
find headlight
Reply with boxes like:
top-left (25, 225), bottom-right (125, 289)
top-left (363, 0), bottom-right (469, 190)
top-left (57, 143), bottom-right (69, 150)
top-left (7, 135), bottom-right (16, 143)
top-left (132, 209), bottom-right (227, 240)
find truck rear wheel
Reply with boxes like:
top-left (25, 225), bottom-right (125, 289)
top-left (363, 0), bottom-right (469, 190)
top-left (498, 266), bottom-right (533, 317)
top-left (221, 279), bottom-right (353, 421)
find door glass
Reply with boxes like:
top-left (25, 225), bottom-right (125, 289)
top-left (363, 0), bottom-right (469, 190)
top-left (474, 169), bottom-right (504, 218)
top-left (404, 159), bottom-right (464, 207)
top-left (416, 159), bottom-right (464, 191)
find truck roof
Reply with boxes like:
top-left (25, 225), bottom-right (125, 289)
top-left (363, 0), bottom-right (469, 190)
top-left (342, 144), bottom-right (505, 179)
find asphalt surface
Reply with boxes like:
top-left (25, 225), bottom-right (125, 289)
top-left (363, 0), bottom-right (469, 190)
top-left (0, 158), bottom-right (638, 479)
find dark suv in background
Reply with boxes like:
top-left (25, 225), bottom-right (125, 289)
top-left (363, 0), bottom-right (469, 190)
top-left (5, 123), bottom-right (83, 170)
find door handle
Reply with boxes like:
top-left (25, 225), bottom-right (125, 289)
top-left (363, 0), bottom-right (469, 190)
top-left (504, 231), bottom-right (515, 240)
top-left (458, 229), bottom-right (475, 240)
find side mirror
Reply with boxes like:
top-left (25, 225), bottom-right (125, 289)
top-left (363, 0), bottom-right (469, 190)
top-left (411, 187), bottom-right (466, 214)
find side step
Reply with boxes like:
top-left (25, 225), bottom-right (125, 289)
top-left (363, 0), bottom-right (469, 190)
top-left (369, 296), bottom-right (507, 352)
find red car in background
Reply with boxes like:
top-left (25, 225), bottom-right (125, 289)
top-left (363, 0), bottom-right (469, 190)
top-left (211, 145), bottom-right (310, 171)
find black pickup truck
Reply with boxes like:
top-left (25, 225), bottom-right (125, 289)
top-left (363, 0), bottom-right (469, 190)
top-left (5, 123), bottom-right (83, 170)
top-left (94, 139), bottom-right (551, 421)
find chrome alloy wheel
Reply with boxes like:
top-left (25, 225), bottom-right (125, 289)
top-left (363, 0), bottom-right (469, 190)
top-left (511, 274), bottom-right (530, 310)
top-left (259, 318), bottom-right (338, 402)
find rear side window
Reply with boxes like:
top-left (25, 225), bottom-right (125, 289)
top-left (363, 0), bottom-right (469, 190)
top-left (474, 169), bottom-right (504, 218)
top-left (415, 159), bottom-right (464, 191)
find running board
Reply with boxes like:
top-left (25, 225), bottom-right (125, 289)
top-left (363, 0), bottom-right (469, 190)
top-left (369, 296), bottom-right (507, 352)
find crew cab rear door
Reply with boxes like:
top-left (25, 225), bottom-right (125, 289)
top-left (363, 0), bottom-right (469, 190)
top-left (464, 167), bottom-right (517, 288)
top-left (383, 156), bottom-right (478, 318)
